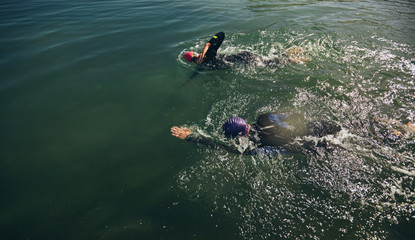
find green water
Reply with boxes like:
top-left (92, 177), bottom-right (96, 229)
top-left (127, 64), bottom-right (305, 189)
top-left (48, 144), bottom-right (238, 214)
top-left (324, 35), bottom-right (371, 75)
top-left (1, 0), bottom-right (415, 239)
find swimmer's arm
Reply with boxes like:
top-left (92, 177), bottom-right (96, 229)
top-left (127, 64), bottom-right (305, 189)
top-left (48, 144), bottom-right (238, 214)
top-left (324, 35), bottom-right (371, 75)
top-left (196, 42), bottom-right (211, 63)
top-left (171, 126), bottom-right (241, 154)
top-left (187, 133), bottom-right (242, 154)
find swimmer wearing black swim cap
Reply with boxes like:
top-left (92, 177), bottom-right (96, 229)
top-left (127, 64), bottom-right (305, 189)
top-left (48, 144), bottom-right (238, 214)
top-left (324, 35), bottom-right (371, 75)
top-left (183, 32), bottom-right (310, 68)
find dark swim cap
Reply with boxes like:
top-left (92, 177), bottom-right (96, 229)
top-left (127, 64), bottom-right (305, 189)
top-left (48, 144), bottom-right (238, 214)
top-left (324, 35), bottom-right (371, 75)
top-left (222, 117), bottom-right (249, 137)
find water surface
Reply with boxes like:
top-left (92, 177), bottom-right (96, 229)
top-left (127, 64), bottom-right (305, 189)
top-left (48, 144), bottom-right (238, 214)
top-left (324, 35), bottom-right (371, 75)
top-left (1, 0), bottom-right (415, 239)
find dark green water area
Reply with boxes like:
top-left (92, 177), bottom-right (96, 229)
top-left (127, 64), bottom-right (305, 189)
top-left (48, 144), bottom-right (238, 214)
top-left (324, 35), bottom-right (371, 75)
top-left (1, 0), bottom-right (415, 239)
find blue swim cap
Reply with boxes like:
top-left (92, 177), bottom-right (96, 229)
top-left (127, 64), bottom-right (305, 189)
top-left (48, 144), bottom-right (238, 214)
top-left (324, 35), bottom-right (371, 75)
top-left (222, 117), bottom-right (249, 137)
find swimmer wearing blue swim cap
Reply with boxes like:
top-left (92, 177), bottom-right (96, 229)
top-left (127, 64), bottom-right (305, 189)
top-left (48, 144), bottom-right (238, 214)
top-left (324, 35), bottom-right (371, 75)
top-left (171, 112), bottom-right (341, 155)
top-left (222, 117), bottom-right (251, 137)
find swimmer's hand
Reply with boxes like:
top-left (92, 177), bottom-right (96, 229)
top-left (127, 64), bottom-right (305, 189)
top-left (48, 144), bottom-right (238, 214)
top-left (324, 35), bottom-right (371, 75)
top-left (196, 42), bottom-right (211, 64)
top-left (287, 47), bottom-right (310, 63)
top-left (171, 126), bottom-right (193, 139)
top-left (196, 54), bottom-right (204, 64)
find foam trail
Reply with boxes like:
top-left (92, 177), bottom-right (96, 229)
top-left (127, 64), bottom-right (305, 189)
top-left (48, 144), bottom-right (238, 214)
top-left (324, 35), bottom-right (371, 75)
top-left (390, 166), bottom-right (415, 177)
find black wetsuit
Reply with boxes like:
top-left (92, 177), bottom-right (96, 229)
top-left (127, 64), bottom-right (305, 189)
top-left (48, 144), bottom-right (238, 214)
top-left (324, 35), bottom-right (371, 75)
top-left (204, 32), bottom-right (225, 63)
top-left (249, 113), bottom-right (307, 147)
top-left (186, 32), bottom-right (283, 82)
top-left (186, 113), bottom-right (341, 155)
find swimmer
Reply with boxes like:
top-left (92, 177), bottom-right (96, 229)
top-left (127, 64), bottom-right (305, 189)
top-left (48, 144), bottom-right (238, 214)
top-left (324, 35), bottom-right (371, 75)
top-left (372, 118), bottom-right (415, 141)
top-left (171, 112), bottom-right (341, 155)
top-left (183, 32), bottom-right (310, 68)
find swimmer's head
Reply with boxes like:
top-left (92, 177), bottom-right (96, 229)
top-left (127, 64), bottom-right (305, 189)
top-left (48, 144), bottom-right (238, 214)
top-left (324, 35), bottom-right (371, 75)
top-left (183, 51), bottom-right (196, 62)
top-left (223, 117), bottom-right (250, 137)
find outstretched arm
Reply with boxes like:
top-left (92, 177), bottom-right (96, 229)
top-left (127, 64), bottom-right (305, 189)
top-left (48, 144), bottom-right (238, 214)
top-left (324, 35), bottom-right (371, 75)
top-left (171, 126), bottom-right (242, 154)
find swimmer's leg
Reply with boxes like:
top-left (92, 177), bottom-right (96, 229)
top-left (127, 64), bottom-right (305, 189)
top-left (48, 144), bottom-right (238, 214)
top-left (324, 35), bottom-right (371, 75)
top-left (205, 32), bottom-right (225, 61)
top-left (264, 58), bottom-right (280, 67)
top-left (307, 121), bottom-right (341, 137)
top-left (181, 67), bottom-right (204, 88)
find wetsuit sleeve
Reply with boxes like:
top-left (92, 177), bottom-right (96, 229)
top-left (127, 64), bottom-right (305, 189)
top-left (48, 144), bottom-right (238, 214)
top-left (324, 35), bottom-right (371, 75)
top-left (185, 133), bottom-right (241, 154)
top-left (208, 32), bottom-right (225, 46)
top-left (185, 134), bottom-right (218, 148)
top-left (204, 32), bottom-right (225, 62)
